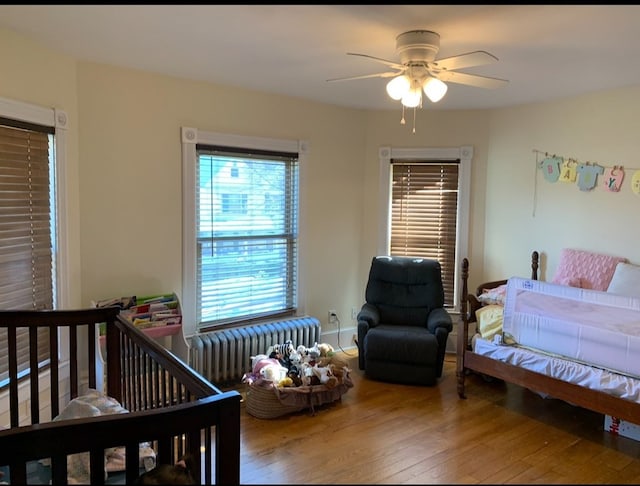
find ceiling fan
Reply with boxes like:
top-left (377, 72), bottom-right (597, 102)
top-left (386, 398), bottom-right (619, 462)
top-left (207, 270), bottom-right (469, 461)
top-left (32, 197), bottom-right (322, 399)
top-left (327, 30), bottom-right (509, 132)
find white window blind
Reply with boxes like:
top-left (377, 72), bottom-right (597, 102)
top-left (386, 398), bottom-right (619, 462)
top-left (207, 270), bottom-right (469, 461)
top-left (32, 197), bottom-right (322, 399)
top-left (196, 146), bottom-right (298, 328)
top-left (390, 160), bottom-right (459, 307)
top-left (0, 120), bottom-right (54, 384)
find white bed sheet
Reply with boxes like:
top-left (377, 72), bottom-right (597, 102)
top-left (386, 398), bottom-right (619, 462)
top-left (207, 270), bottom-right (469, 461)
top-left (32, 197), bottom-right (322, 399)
top-left (473, 334), bottom-right (640, 403)
top-left (503, 277), bottom-right (640, 379)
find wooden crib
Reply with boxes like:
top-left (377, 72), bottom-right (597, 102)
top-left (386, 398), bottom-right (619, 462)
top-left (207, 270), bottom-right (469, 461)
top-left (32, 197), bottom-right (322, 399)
top-left (0, 307), bottom-right (241, 484)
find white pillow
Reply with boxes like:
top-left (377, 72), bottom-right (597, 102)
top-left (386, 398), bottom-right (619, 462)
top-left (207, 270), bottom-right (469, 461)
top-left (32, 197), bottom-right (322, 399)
top-left (607, 262), bottom-right (640, 297)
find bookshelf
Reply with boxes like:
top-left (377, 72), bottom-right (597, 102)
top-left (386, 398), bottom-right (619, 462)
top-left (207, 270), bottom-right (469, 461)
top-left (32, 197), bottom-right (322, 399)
top-left (95, 293), bottom-right (184, 350)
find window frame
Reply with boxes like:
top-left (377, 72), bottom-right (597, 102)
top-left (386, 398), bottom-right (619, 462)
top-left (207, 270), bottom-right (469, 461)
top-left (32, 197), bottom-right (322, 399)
top-left (0, 97), bottom-right (69, 308)
top-left (181, 127), bottom-right (309, 336)
top-left (0, 97), bottom-right (69, 399)
top-left (378, 146), bottom-right (472, 313)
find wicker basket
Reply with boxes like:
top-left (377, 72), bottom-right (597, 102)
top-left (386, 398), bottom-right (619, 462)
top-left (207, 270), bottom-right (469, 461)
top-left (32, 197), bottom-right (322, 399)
top-left (245, 382), bottom-right (307, 419)
top-left (245, 375), bottom-right (354, 419)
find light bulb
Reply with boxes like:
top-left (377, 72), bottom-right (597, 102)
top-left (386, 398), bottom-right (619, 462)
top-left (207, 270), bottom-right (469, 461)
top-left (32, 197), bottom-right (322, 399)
top-left (401, 87), bottom-right (422, 108)
top-left (423, 77), bottom-right (448, 103)
top-left (386, 75), bottom-right (410, 101)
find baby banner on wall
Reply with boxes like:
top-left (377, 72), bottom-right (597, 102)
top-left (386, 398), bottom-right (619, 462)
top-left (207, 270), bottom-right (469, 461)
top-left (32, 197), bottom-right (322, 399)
top-left (533, 148), bottom-right (639, 194)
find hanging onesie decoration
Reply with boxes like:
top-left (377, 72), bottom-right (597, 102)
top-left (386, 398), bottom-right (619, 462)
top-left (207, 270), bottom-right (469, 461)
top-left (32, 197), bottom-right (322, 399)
top-left (601, 166), bottom-right (625, 192)
top-left (631, 170), bottom-right (640, 195)
top-left (558, 158), bottom-right (577, 183)
top-left (576, 162), bottom-right (604, 191)
top-left (539, 156), bottom-right (562, 183)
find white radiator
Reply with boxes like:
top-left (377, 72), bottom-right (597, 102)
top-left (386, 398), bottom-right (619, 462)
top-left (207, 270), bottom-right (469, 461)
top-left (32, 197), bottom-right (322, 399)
top-left (188, 316), bottom-right (321, 384)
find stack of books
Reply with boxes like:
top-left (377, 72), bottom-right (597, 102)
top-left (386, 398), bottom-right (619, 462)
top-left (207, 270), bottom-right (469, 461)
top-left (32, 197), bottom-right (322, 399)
top-left (94, 293), bottom-right (182, 331)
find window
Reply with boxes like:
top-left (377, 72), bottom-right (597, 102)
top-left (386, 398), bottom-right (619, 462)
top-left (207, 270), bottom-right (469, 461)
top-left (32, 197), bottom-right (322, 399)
top-left (182, 128), bottom-right (307, 331)
top-left (378, 146), bottom-right (471, 311)
top-left (0, 98), bottom-right (68, 386)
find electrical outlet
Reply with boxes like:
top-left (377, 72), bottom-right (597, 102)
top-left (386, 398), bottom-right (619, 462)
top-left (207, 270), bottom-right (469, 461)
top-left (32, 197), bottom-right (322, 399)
top-left (328, 310), bottom-right (338, 324)
top-left (351, 307), bottom-right (358, 320)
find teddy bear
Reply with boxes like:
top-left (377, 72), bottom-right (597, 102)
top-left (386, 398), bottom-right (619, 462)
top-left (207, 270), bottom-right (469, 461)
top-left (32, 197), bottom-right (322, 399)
top-left (317, 342), bottom-right (334, 357)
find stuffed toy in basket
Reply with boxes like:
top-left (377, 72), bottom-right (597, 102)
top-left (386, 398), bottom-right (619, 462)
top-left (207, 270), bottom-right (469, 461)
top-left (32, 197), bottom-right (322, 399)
top-left (243, 341), bottom-right (353, 418)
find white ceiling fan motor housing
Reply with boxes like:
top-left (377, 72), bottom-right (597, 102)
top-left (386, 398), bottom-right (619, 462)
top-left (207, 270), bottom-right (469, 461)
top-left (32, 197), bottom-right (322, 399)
top-left (395, 30), bottom-right (440, 65)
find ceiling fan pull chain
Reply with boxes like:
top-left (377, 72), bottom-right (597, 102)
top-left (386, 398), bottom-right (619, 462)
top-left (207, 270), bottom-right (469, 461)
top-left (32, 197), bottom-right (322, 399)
top-left (412, 107), bottom-right (416, 134)
top-left (400, 105), bottom-right (406, 125)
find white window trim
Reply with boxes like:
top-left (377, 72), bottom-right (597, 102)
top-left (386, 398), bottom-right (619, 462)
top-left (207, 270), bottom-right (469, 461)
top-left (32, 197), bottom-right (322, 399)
top-left (181, 127), bottom-right (309, 339)
top-left (378, 145), bottom-right (472, 312)
top-left (0, 96), bottom-right (70, 421)
top-left (0, 96), bottom-right (69, 308)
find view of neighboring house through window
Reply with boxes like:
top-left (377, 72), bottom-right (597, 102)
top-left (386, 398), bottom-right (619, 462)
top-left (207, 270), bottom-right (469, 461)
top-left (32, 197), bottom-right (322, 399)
top-left (195, 146), bottom-right (299, 329)
top-left (0, 117), bottom-right (57, 386)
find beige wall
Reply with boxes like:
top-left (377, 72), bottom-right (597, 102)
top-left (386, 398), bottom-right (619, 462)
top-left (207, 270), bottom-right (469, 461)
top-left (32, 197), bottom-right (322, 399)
top-left (0, 28), bottom-right (83, 307)
top-left (75, 62), bottom-right (367, 339)
top-left (482, 87), bottom-right (640, 284)
top-left (3, 25), bottom-right (640, 345)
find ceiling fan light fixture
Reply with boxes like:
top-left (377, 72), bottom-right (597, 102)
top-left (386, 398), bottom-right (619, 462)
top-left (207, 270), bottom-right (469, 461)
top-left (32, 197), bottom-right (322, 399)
top-left (386, 75), bottom-right (410, 100)
top-left (423, 77), bottom-right (448, 103)
top-left (401, 86), bottom-right (422, 108)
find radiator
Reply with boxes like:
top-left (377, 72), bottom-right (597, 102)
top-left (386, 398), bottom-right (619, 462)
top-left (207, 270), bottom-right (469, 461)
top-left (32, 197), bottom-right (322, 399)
top-left (188, 316), bottom-right (321, 384)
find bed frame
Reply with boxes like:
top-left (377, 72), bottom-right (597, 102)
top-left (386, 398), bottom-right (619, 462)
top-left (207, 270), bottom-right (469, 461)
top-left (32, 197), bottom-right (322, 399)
top-left (456, 250), bottom-right (640, 425)
top-left (0, 307), bottom-right (241, 484)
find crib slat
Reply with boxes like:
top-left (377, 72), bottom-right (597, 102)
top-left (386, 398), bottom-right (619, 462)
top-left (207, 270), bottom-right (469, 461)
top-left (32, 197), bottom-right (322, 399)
top-left (50, 328), bottom-right (59, 419)
top-left (69, 325), bottom-right (78, 398)
top-left (8, 326), bottom-right (18, 427)
top-left (29, 326), bottom-right (40, 423)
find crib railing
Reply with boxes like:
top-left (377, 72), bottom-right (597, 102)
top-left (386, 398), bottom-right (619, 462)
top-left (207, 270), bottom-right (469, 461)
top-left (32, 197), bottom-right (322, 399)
top-left (0, 308), bottom-right (241, 485)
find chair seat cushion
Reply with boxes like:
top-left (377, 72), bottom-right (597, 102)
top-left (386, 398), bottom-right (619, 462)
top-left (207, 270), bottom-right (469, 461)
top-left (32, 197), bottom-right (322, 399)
top-left (364, 325), bottom-right (437, 366)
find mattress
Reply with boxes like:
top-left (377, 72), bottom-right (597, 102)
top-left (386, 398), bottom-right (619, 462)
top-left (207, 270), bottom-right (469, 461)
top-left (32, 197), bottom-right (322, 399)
top-left (503, 277), bottom-right (640, 379)
top-left (473, 335), bottom-right (640, 403)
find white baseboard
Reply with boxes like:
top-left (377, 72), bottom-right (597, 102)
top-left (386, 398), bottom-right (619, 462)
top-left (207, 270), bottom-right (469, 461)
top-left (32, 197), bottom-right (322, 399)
top-left (320, 326), bottom-right (357, 352)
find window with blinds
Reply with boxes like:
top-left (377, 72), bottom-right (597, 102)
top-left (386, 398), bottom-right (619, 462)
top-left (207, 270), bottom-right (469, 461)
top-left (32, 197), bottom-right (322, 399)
top-left (195, 146), bottom-right (298, 329)
top-left (0, 120), bottom-right (55, 386)
top-left (390, 160), bottom-right (459, 307)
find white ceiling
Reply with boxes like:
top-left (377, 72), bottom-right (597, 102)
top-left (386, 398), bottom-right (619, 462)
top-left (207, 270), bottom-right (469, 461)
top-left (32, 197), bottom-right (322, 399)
top-left (2, 4), bottom-right (640, 111)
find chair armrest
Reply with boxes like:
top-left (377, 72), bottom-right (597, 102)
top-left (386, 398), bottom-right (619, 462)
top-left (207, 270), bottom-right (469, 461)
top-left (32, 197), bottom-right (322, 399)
top-left (427, 307), bottom-right (453, 334)
top-left (357, 303), bottom-right (380, 371)
top-left (357, 303), bottom-right (380, 328)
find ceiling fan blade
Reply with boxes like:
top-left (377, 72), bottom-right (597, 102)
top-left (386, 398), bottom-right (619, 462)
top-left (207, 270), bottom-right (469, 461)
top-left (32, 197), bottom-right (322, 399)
top-left (436, 70), bottom-right (508, 89)
top-left (346, 52), bottom-right (405, 70)
top-left (326, 70), bottom-right (403, 83)
top-left (433, 51), bottom-right (498, 71)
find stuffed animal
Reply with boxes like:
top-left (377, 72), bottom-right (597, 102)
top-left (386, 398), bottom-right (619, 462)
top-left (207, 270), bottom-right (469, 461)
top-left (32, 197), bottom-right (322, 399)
top-left (317, 342), bottom-right (334, 357)
top-left (297, 342), bottom-right (320, 361)
top-left (277, 376), bottom-right (294, 388)
top-left (267, 340), bottom-right (295, 362)
top-left (287, 370), bottom-right (303, 387)
top-left (327, 363), bottom-right (350, 384)
top-left (260, 362), bottom-right (289, 383)
top-left (312, 364), bottom-right (338, 389)
top-left (251, 356), bottom-right (282, 376)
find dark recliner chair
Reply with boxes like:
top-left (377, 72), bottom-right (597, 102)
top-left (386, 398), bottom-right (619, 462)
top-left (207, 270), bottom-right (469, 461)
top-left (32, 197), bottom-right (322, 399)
top-left (357, 255), bottom-right (453, 386)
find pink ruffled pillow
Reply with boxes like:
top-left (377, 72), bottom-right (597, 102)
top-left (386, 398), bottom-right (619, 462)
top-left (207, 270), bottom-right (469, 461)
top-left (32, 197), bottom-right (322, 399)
top-left (552, 248), bottom-right (626, 291)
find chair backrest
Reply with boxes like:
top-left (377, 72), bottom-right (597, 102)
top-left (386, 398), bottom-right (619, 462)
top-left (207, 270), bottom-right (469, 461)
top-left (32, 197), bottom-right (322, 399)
top-left (365, 256), bottom-right (445, 326)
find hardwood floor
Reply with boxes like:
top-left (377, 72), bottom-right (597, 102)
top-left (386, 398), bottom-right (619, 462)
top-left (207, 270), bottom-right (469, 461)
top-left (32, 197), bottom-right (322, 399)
top-left (230, 352), bottom-right (640, 484)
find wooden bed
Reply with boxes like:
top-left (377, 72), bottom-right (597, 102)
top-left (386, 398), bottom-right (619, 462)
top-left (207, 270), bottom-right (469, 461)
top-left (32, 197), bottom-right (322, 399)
top-left (0, 307), bottom-right (241, 485)
top-left (456, 250), bottom-right (640, 425)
